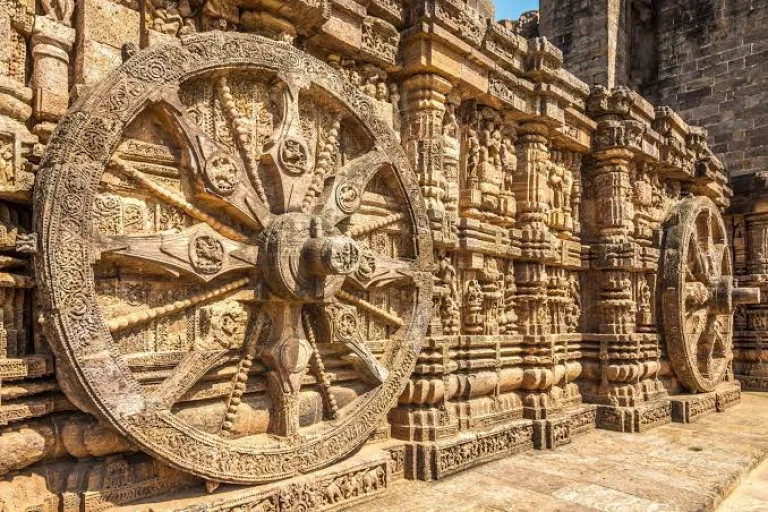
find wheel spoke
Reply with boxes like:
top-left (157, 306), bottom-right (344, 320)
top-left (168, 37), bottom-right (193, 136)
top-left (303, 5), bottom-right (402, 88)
top-left (261, 303), bottom-right (311, 437)
top-left (97, 223), bottom-right (257, 283)
top-left (107, 277), bottom-right (250, 333)
top-left (348, 212), bottom-right (405, 238)
top-left (336, 290), bottom-right (404, 327)
top-left (302, 309), bottom-right (339, 419)
top-left (220, 309), bottom-right (270, 437)
top-left (688, 232), bottom-right (708, 283)
top-left (261, 73), bottom-right (314, 213)
top-left (317, 149), bottom-right (390, 226)
top-left (323, 303), bottom-right (389, 385)
top-left (148, 86), bottom-right (273, 230)
top-left (216, 77), bottom-right (270, 209)
top-left (150, 349), bottom-right (229, 409)
top-left (346, 250), bottom-right (418, 291)
top-left (110, 158), bottom-right (250, 243)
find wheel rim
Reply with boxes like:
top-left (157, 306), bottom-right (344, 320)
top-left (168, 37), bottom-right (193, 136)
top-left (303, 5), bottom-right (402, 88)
top-left (35, 33), bottom-right (432, 484)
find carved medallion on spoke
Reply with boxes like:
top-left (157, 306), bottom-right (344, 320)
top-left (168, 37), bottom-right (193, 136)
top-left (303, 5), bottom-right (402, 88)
top-left (36, 33), bottom-right (432, 484)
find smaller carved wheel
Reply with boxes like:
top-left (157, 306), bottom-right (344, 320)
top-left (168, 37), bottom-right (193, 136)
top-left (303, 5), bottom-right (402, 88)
top-left (36, 34), bottom-right (432, 484)
top-left (661, 196), bottom-right (758, 392)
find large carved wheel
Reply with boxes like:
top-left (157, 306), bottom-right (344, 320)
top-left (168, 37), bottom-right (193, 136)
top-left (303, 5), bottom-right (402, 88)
top-left (35, 34), bottom-right (432, 484)
top-left (661, 196), bottom-right (756, 392)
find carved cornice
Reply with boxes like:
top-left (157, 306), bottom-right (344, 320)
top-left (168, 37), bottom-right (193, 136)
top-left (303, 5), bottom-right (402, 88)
top-left (587, 86), bottom-right (634, 118)
top-left (594, 120), bottom-right (645, 153)
top-left (361, 15), bottom-right (400, 65)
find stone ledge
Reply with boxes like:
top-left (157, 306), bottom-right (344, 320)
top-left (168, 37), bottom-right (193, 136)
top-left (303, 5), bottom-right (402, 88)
top-left (596, 399), bottom-right (672, 433)
top-left (404, 419), bottom-right (535, 481)
top-left (110, 446), bottom-right (397, 512)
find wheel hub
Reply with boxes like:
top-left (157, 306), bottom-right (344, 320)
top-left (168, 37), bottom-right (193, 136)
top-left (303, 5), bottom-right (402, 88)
top-left (260, 212), bottom-right (361, 301)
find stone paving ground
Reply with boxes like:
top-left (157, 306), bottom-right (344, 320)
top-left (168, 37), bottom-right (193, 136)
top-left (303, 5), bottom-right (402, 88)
top-left (718, 453), bottom-right (768, 512)
top-left (350, 392), bottom-right (768, 512)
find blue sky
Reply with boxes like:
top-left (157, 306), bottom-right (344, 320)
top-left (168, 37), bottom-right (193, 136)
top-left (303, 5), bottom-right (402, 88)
top-left (495, 0), bottom-right (539, 19)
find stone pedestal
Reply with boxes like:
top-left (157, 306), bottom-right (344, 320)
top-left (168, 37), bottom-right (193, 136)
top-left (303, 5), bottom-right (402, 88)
top-left (533, 404), bottom-right (597, 449)
top-left (596, 400), bottom-right (672, 433)
top-left (404, 419), bottom-right (534, 481)
top-left (669, 381), bottom-right (741, 424)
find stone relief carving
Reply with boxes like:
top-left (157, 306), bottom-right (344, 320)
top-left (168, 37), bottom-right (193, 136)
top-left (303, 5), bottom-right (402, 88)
top-left (35, 33), bottom-right (432, 485)
top-left (0, 0), bottom-right (757, 509)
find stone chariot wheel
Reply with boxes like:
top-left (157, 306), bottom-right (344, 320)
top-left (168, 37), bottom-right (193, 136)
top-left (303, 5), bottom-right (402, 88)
top-left (661, 196), bottom-right (757, 393)
top-left (35, 33), bottom-right (432, 484)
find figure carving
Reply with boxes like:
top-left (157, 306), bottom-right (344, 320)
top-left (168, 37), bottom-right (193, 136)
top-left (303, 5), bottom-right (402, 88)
top-left (0, 1), bottom-right (753, 507)
top-left (40, 0), bottom-right (74, 25)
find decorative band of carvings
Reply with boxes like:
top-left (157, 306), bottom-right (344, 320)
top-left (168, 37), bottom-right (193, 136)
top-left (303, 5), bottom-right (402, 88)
top-left (670, 394), bottom-right (717, 423)
top-left (597, 401), bottom-right (671, 433)
top-left (534, 405), bottom-right (597, 449)
top-left (170, 458), bottom-right (391, 512)
top-left (716, 386), bottom-right (741, 412)
top-left (411, 421), bottom-right (534, 480)
top-left (736, 375), bottom-right (768, 391)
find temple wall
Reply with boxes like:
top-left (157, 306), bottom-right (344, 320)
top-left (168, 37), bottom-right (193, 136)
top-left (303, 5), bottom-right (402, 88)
top-left (0, 0), bottom-right (748, 510)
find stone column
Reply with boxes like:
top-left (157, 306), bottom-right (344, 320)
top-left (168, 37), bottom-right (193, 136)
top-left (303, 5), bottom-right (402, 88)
top-left (584, 120), bottom-right (669, 432)
top-left (593, 147), bottom-right (635, 337)
top-left (513, 121), bottom-right (551, 241)
top-left (402, 73), bottom-right (455, 247)
top-left (30, 15), bottom-right (75, 142)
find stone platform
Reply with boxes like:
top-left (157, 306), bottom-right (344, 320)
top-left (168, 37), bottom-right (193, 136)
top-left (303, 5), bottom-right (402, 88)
top-left (109, 393), bottom-right (768, 512)
top-left (347, 392), bottom-right (768, 512)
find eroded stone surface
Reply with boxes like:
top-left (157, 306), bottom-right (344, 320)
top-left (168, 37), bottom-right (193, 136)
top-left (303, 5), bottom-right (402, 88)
top-left (0, 0), bottom-right (763, 510)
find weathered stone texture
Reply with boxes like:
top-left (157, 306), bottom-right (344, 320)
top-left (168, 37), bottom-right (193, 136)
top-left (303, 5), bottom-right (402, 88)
top-left (0, 0), bottom-right (755, 510)
top-left (540, 0), bottom-right (768, 180)
top-left (654, 0), bottom-right (768, 180)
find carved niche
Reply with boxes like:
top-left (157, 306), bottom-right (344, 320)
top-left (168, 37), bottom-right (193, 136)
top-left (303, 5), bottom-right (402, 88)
top-left (34, 33), bottom-right (433, 485)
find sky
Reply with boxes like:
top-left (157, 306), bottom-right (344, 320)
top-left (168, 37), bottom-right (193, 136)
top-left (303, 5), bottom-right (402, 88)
top-left (495, 0), bottom-right (540, 19)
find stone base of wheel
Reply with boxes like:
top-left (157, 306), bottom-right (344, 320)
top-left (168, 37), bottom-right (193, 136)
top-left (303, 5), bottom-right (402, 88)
top-left (670, 381), bottom-right (742, 423)
top-left (110, 445), bottom-right (400, 512)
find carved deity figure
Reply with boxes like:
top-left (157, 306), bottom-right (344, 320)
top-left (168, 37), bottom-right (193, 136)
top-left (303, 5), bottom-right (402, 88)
top-left (637, 278), bottom-right (652, 326)
top-left (464, 280), bottom-right (484, 334)
top-left (499, 263), bottom-right (518, 334)
top-left (479, 121), bottom-right (503, 200)
top-left (436, 252), bottom-right (461, 334)
top-left (40, 0), bottom-right (74, 25)
top-left (465, 128), bottom-right (480, 189)
top-left (549, 160), bottom-right (564, 211)
top-left (442, 104), bottom-right (461, 236)
top-left (501, 131), bottom-right (517, 192)
top-left (565, 274), bottom-right (581, 333)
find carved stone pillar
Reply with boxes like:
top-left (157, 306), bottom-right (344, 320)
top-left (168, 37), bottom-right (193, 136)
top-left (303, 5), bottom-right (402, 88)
top-left (732, 210), bottom-right (768, 390)
top-left (0, 0), bottom-right (35, 156)
top-left (402, 73), bottom-right (455, 247)
top-left (513, 121), bottom-right (551, 244)
top-left (30, 15), bottom-right (75, 141)
top-left (582, 119), bottom-right (670, 432)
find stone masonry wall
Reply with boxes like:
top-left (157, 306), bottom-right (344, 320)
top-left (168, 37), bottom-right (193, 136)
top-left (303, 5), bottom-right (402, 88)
top-left (654, 0), bottom-right (768, 179)
top-left (539, 0), bottom-right (613, 87)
